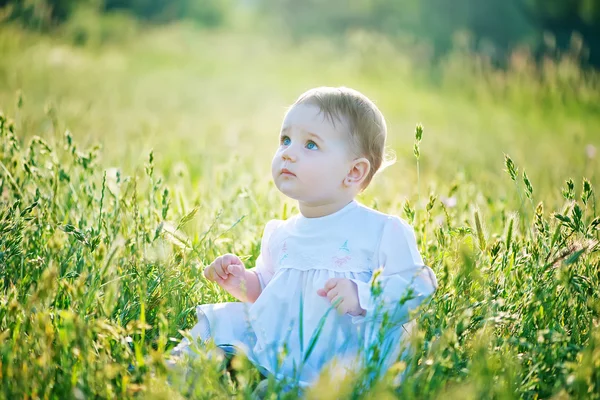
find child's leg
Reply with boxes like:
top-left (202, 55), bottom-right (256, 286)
top-left (168, 302), bottom-right (260, 372)
top-left (168, 317), bottom-right (217, 364)
top-left (218, 344), bottom-right (268, 379)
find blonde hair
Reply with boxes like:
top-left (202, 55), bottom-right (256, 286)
top-left (291, 86), bottom-right (395, 189)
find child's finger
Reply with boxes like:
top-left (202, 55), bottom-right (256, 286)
top-left (222, 254), bottom-right (241, 268)
top-left (327, 289), bottom-right (339, 302)
top-left (227, 264), bottom-right (244, 277)
top-left (213, 258), bottom-right (228, 280)
top-left (332, 296), bottom-right (344, 313)
top-left (324, 278), bottom-right (341, 291)
top-left (203, 266), bottom-right (217, 281)
top-left (316, 288), bottom-right (328, 297)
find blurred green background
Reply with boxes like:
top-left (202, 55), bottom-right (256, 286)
top-left (2, 0), bottom-right (600, 66)
top-left (0, 0), bottom-right (598, 208)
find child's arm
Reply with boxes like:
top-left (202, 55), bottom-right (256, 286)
top-left (348, 216), bottom-right (437, 324)
top-left (204, 220), bottom-right (281, 303)
top-left (317, 216), bottom-right (437, 322)
top-left (222, 266), bottom-right (262, 303)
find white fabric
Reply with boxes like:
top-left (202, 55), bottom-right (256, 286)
top-left (188, 200), bottom-right (438, 386)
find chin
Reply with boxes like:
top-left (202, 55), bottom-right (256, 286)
top-left (276, 186), bottom-right (300, 200)
top-left (274, 181), bottom-right (303, 201)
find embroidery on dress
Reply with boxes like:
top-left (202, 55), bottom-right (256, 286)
top-left (332, 239), bottom-right (352, 268)
top-left (279, 239), bottom-right (289, 263)
top-left (333, 255), bottom-right (351, 268)
top-left (339, 240), bottom-right (350, 253)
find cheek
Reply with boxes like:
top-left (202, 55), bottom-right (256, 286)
top-left (270, 159), bottom-right (279, 181)
top-left (271, 150), bottom-right (281, 168)
top-left (308, 159), bottom-right (340, 185)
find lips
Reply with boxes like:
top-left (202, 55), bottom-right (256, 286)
top-left (281, 168), bottom-right (296, 177)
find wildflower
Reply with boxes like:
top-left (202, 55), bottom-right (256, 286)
top-left (105, 167), bottom-right (120, 196)
top-left (171, 161), bottom-right (188, 178)
top-left (441, 196), bottom-right (457, 208)
top-left (586, 144), bottom-right (596, 159)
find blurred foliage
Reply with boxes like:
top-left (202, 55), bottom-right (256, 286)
top-left (61, 6), bottom-right (139, 46)
top-left (103, 0), bottom-right (229, 26)
top-left (1, 0), bottom-right (600, 66)
top-left (258, 0), bottom-right (531, 58)
top-left (258, 0), bottom-right (600, 67)
top-left (0, 0), bottom-right (230, 28)
top-left (0, 0), bottom-right (78, 29)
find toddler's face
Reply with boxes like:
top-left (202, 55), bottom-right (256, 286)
top-left (271, 103), bottom-right (355, 204)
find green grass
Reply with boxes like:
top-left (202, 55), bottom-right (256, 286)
top-left (0, 20), bottom-right (599, 399)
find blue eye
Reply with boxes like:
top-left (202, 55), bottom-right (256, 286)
top-left (281, 136), bottom-right (291, 146)
top-left (306, 141), bottom-right (318, 150)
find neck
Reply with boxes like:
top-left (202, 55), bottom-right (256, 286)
top-left (298, 197), bottom-right (355, 218)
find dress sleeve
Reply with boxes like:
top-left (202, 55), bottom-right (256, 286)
top-left (350, 216), bottom-right (438, 325)
top-left (250, 219), bottom-right (281, 290)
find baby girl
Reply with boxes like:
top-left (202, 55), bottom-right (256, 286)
top-left (170, 86), bottom-right (438, 387)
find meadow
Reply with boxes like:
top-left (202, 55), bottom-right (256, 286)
top-left (0, 18), bottom-right (599, 399)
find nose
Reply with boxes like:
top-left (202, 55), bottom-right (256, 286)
top-left (281, 145), bottom-right (297, 162)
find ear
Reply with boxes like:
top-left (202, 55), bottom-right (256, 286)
top-left (343, 158), bottom-right (370, 189)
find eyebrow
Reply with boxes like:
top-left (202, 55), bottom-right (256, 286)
top-left (280, 127), bottom-right (324, 142)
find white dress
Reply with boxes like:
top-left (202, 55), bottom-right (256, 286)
top-left (185, 200), bottom-right (438, 386)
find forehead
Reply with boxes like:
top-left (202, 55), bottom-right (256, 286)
top-left (281, 103), bottom-right (349, 141)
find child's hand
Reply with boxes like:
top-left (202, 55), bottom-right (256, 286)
top-left (317, 278), bottom-right (366, 317)
top-left (203, 254), bottom-right (246, 291)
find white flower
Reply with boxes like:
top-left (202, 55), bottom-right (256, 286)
top-left (441, 196), bottom-right (457, 208)
top-left (586, 144), bottom-right (596, 160)
top-left (434, 215), bottom-right (445, 226)
top-left (171, 162), bottom-right (189, 178)
top-left (105, 168), bottom-right (120, 197)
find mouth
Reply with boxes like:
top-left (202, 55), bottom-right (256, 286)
top-left (281, 168), bottom-right (296, 177)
